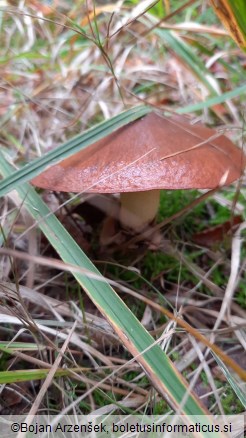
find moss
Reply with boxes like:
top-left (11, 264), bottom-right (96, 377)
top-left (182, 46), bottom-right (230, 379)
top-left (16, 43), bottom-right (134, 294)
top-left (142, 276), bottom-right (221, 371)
top-left (152, 398), bottom-right (170, 415)
top-left (216, 385), bottom-right (244, 415)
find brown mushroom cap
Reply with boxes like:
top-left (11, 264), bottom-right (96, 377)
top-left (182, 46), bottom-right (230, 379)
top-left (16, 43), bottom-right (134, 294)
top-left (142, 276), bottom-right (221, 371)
top-left (31, 112), bottom-right (245, 193)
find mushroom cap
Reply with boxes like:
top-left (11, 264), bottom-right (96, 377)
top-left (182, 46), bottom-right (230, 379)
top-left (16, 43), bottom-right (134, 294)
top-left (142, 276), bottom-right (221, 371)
top-left (31, 112), bottom-right (245, 193)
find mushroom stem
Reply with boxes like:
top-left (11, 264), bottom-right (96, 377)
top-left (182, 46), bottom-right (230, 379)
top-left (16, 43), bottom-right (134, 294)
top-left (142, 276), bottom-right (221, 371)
top-left (119, 190), bottom-right (160, 231)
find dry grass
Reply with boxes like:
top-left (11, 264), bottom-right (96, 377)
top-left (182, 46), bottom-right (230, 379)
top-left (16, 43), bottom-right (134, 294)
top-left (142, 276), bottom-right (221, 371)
top-left (0, 0), bottom-right (245, 417)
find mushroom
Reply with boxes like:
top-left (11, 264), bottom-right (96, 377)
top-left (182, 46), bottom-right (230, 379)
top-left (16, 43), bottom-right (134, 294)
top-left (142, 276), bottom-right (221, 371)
top-left (31, 112), bottom-right (245, 231)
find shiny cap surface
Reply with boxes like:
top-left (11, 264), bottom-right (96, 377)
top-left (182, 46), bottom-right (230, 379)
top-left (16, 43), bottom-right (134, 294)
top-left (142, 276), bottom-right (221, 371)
top-left (31, 112), bottom-right (245, 193)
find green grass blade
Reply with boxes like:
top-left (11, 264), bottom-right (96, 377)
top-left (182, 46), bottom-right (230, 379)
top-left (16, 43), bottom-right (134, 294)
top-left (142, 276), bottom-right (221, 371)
top-left (0, 342), bottom-right (44, 353)
top-left (176, 83), bottom-right (246, 114)
top-left (0, 106), bottom-right (151, 198)
top-left (212, 353), bottom-right (246, 408)
top-left (0, 151), bottom-right (207, 417)
top-left (154, 29), bottom-right (219, 95)
top-left (0, 369), bottom-right (78, 385)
